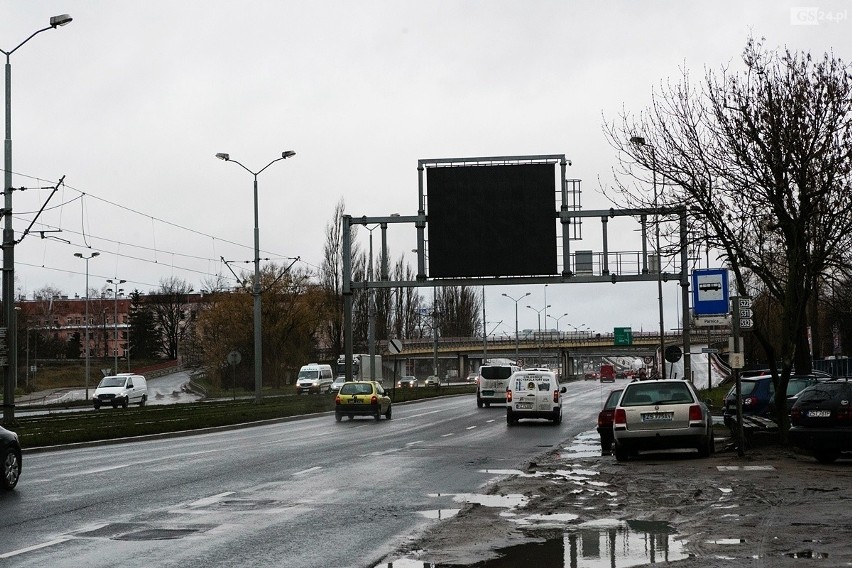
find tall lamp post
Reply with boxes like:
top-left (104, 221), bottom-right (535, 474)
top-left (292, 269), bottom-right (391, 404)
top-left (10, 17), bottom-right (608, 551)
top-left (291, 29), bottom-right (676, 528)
top-left (526, 303), bottom-right (550, 366)
top-left (547, 312), bottom-right (569, 336)
top-left (630, 136), bottom-right (666, 371)
top-left (502, 292), bottom-right (530, 362)
top-left (2, 13), bottom-right (73, 425)
top-left (216, 150), bottom-right (296, 403)
top-left (106, 279), bottom-right (125, 374)
top-left (74, 252), bottom-right (99, 398)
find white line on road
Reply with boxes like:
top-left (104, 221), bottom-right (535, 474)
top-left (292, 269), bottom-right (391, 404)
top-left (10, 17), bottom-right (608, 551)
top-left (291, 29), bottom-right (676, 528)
top-left (293, 466), bottom-right (323, 476)
top-left (0, 538), bottom-right (72, 559)
top-left (188, 492), bottom-right (235, 508)
top-left (466, 426), bottom-right (477, 430)
top-left (441, 433), bottom-right (455, 437)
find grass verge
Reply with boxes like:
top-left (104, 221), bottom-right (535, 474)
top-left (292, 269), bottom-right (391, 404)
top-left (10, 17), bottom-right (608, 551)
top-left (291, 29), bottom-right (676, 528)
top-left (14, 385), bottom-right (476, 449)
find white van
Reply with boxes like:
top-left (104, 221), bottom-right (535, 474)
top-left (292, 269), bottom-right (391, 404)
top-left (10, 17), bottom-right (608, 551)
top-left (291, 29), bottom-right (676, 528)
top-left (476, 363), bottom-right (520, 407)
top-left (93, 373), bottom-right (148, 409)
top-left (506, 369), bottom-right (566, 425)
top-left (296, 363), bottom-right (334, 394)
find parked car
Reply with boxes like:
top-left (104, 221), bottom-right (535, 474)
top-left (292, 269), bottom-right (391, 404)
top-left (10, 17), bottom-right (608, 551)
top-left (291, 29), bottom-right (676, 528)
top-left (789, 379), bottom-right (852, 463)
top-left (597, 388), bottom-right (623, 453)
top-left (506, 369), bottom-right (566, 425)
top-left (334, 381), bottom-right (392, 421)
top-left (1, 425), bottom-right (21, 491)
top-left (93, 373), bottom-right (148, 409)
top-left (769, 374), bottom-right (824, 415)
top-left (397, 375), bottom-right (418, 388)
top-left (613, 379), bottom-right (714, 461)
top-left (722, 375), bottom-right (774, 427)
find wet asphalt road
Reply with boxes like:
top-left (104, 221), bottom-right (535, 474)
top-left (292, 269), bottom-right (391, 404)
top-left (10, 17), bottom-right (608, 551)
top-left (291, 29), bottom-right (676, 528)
top-left (0, 381), bottom-right (617, 567)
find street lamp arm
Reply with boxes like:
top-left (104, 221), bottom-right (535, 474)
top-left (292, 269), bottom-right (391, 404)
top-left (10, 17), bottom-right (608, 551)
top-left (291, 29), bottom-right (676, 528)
top-left (216, 151), bottom-right (296, 177)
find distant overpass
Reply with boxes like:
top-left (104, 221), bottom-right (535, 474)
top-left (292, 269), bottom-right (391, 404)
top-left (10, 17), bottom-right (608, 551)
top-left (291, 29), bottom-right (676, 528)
top-left (380, 329), bottom-right (730, 378)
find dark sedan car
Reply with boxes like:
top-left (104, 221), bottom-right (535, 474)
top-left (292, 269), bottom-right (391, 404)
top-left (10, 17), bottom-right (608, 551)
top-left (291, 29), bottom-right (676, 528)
top-left (723, 375), bottom-right (774, 427)
top-left (789, 380), bottom-right (852, 463)
top-left (597, 388), bottom-right (623, 453)
top-left (1, 425), bottom-right (22, 491)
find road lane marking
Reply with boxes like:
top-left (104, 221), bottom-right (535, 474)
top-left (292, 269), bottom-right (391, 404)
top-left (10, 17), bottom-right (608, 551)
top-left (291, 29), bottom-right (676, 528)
top-left (466, 426), bottom-right (477, 430)
top-left (441, 433), bottom-right (454, 437)
top-left (0, 538), bottom-right (72, 559)
top-left (188, 492), bottom-right (235, 507)
top-left (293, 466), bottom-right (323, 476)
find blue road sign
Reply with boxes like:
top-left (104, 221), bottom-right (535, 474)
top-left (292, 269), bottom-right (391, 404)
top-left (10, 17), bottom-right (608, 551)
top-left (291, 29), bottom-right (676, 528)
top-left (692, 268), bottom-right (729, 315)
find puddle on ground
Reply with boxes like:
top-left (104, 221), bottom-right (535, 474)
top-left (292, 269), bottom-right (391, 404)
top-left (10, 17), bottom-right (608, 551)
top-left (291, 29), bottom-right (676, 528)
top-left (559, 431), bottom-right (604, 459)
top-left (380, 520), bottom-right (689, 567)
top-left (707, 538), bottom-right (746, 545)
top-left (427, 493), bottom-right (529, 509)
top-left (418, 509), bottom-right (461, 520)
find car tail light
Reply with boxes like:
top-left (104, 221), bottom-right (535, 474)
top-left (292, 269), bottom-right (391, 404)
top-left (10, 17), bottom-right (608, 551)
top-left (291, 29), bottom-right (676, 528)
top-left (553, 390), bottom-right (559, 403)
top-left (790, 407), bottom-right (801, 424)
top-left (614, 408), bottom-right (626, 425)
top-left (370, 395), bottom-right (378, 405)
top-left (688, 404), bottom-right (703, 421)
top-left (506, 389), bottom-right (513, 403)
top-left (743, 397), bottom-right (755, 406)
top-left (335, 395), bottom-right (341, 405)
top-left (837, 408), bottom-right (852, 422)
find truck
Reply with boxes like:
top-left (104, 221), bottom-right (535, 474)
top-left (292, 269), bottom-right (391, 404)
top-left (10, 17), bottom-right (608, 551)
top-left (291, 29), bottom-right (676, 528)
top-left (336, 353), bottom-right (384, 384)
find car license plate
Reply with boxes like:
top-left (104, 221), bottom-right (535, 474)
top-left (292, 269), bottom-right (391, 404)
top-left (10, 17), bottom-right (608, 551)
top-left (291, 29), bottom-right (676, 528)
top-left (641, 412), bottom-right (673, 422)
top-left (481, 390), bottom-right (494, 397)
top-left (515, 402), bottom-right (533, 409)
top-left (808, 410), bottom-right (831, 418)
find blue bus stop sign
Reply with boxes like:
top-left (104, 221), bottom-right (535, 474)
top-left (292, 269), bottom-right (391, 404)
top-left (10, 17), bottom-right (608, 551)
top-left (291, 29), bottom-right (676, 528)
top-left (692, 268), bottom-right (729, 315)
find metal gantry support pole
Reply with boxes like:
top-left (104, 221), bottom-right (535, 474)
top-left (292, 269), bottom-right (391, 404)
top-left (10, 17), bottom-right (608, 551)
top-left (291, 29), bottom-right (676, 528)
top-left (107, 278), bottom-right (125, 374)
top-left (75, 252), bottom-right (99, 398)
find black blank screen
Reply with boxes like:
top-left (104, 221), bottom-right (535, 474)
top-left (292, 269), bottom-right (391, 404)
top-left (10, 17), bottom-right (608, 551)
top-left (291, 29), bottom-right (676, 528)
top-left (427, 163), bottom-right (557, 277)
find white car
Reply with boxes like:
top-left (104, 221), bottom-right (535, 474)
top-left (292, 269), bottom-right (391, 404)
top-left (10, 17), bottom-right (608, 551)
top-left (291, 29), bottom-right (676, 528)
top-left (296, 363), bottom-right (334, 394)
top-left (612, 378), bottom-right (714, 461)
top-left (506, 370), bottom-right (565, 425)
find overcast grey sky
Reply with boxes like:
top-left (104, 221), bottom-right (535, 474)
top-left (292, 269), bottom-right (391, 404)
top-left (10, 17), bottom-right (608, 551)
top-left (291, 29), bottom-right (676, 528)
top-left (3, 1), bottom-right (850, 338)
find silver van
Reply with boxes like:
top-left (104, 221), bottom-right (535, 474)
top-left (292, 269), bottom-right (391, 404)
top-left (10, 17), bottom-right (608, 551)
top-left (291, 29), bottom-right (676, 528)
top-left (93, 373), bottom-right (148, 409)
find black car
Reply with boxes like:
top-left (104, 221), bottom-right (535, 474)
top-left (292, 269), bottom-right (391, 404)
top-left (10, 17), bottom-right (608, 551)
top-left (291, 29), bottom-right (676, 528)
top-left (1, 425), bottom-right (22, 491)
top-left (789, 380), bottom-right (852, 463)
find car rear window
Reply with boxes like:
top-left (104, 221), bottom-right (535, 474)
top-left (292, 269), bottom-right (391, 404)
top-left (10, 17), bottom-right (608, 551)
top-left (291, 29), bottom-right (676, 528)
top-left (339, 383), bottom-right (374, 395)
top-left (796, 382), bottom-right (852, 403)
top-left (604, 390), bottom-right (623, 409)
top-left (481, 366), bottom-right (513, 380)
top-left (621, 383), bottom-right (693, 406)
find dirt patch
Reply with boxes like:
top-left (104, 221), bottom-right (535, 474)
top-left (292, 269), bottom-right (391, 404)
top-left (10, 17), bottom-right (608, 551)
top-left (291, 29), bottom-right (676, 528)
top-left (396, 434), bottom-right (852, 567)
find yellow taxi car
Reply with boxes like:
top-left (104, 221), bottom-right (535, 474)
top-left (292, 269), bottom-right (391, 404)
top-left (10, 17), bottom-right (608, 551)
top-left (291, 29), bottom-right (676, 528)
top-left (334, 381), bottom-right (392, 422)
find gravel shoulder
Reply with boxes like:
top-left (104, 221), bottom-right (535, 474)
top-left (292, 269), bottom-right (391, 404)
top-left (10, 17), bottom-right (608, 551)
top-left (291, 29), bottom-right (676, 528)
top-left (395, 432), bottom-right (852, 567)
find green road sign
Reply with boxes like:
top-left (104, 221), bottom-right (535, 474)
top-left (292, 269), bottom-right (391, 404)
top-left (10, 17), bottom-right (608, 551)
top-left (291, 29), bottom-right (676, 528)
top-left (614, 327), bottom-right (633, 346)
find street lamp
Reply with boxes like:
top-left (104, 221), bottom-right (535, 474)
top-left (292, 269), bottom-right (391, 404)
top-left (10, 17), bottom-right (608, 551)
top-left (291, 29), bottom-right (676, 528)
top-left (2, 13), bottom-right (73, 424)
top-left (630, 135), bottom-right (666, 369)
top-left (547, 312), bottom-right (569, 336)
top-left (106, 279), bottom-right (125, 374)
top-left (74, 252), bottom-right (99, 398)
top-left (502, 292), bottom-right (530, 361)
top-left (526, 304), bottom-right (551, 365)
top-left (216, 150), bottom-right (296, 403)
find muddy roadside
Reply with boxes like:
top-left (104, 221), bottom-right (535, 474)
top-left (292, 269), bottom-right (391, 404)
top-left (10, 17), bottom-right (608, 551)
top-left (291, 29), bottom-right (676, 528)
top-left (387, 431), bottom-right (852, 567)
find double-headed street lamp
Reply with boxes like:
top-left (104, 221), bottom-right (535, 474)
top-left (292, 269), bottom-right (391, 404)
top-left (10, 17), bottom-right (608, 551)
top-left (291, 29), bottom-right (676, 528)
top-left (106, 279), bottom-right (125, 374)
top-left (216, 150), bottom-right (296, 403)
top-left (2, 14), bottom-right (73, 425)
top-left (526, 303), bottom-right (551, 365)
top-left (74, 251), bottom-right (99, 399)
top-left (501, 292), bottom-right (530, 361)
top-left (547, 312), bottom-right (569, 335)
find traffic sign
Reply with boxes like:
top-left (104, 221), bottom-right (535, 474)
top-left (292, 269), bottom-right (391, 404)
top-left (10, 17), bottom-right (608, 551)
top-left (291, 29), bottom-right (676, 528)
top-left (701, 347), bottom-right (719, 353)
top-left (614, 327), bottom-right (633, 346)
top-left (388, 338), bottom-right (403, 354)
top-left (740, 318), bottom-right (754, 329)
top-left (739, 297), bottom-right (753, 309)
top-left (694, 315), bottom-right (730, 327)
top-left (692, 269), bottom-right (729, 315)
top-left (740, 308), bottom-right (753, 318)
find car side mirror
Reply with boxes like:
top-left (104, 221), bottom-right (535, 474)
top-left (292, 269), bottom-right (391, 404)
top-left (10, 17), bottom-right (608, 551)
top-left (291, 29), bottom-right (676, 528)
top-left (560, 386), bottom-right (567, 393)
top-left (704, 398), bottom-right (712, 408)
top-left (127, 382), bottom-right (133, 388)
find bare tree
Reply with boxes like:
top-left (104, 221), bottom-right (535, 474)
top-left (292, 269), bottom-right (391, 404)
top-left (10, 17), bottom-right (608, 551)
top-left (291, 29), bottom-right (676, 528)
top-left (149, 276), bottom-right (194, 360)
top-left (604, 37), bottom-right (852, 435)
top-left (319, 199), bottom-right (360, 359)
